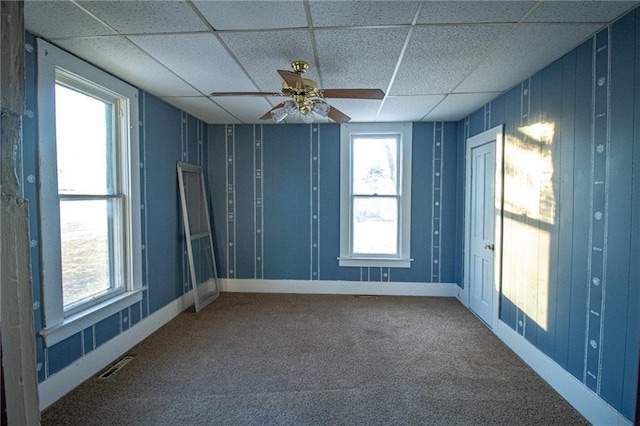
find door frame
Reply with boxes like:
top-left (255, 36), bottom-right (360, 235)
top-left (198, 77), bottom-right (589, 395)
top-left (462, 125), bottom-right (504, 330)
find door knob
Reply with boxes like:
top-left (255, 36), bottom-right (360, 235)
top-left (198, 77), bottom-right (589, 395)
top-left (483, 243), bottom-right (495, 251)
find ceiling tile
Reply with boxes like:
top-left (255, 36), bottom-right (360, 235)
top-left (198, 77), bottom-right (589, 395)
top-left (193, 1), bottom-right (307, 30)
top-left (391, 24), bottom-right (514, 95)
top-left (129, 33), bottom-right (256, 94)
top-left (326, 99), bottom-right (383, 123)
top-left (314, 27), bottom-right (409, 89)
top-left (378, 95), bottom-right (445, 122)
top-left (24, 1), bottom-right (116, 38)
top-left (309, 1), bottom-right (420, 27)
top-left (55, 37), bottom-right (200, 97)
top-left (219, 30), bottom-right (316, 92)
top-left (424, 92), bottom-right (500, 121)
top-left (77, 0), bottom-right (208, 34)
top-left (525, 1), bottom-right (638, 23)
top-left (24, 0), bottom-right (640, 124)
top-left (211, 97), bottom-right (278, 124)
top-left (161, 97), bottom-right (240, 124)
top-left (417, 1), bottom-right (536, 24)
top-left (455, 23), bottom-right (602, 93)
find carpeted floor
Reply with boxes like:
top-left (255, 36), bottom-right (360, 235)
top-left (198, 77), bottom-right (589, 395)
top-left (41, 293), bottom-right (589, 425)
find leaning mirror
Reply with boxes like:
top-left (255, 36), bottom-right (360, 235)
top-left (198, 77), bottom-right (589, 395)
top-left (177, 161), bottom-right (219, 312)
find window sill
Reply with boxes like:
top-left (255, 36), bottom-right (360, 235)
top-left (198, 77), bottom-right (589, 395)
top-left (338, 257), bottom-right (413, 268)
top-left (40, 288), bottom-right (145, 347)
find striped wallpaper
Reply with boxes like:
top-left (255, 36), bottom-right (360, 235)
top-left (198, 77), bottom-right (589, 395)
top-left (460, 11), bottom-right (640, 420)
top-left (207, 122), bottom-right (458, 285)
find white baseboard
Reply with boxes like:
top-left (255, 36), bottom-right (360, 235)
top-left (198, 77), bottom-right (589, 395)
top-left (38, 292), bottom-right (192, 410)
top-left (495, 321), bottom-right (631, 426)
top-left (454, 285), bottom-right (466, 305)
top-left (220, 278), bottom-right (459, 297)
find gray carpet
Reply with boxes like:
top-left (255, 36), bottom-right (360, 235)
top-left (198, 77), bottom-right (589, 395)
top-left (41, 293), bottom-right (589, 425)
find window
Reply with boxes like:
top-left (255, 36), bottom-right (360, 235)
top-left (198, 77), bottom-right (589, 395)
top-left (339, 123), bottom-right (412, 268)
top-left (37, 39), bottom-right (142, 346)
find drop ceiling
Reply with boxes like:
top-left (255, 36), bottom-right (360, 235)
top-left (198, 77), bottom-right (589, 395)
top-left (24, 0), bottom-right (640, 124)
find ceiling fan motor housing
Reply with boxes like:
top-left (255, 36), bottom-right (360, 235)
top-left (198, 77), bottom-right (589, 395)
top-left (291, 60), bottom-right (309, 74)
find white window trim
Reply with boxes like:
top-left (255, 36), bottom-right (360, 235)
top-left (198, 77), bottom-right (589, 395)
top-left (339, 122), bottom-right (413, 268)
top-left (37, 39), bottom-right (143, 347)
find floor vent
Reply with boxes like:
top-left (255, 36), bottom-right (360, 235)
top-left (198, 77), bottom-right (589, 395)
top-left (98, 355), bottom-right (135, 379)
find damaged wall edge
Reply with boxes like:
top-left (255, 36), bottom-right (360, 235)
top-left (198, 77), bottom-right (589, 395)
top-left (0, 0), bottom-right (41, 424)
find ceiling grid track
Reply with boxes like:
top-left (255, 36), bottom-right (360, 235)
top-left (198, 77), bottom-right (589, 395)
top-left (375, 1), bottom-right (425, 121)
top-left (184, 0), bottom-right (260, 123)
top-left (70, 0), bottom-right (244, 122)
top-left (303, 0), bottom-right (324, 89)
top-left (418, 0), bottom-right (547, 122)
top-left (25, 0), bottom-right (639, 123)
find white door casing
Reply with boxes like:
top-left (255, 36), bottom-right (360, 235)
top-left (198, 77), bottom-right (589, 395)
top-left (463, 125), bottom-right (503, 329)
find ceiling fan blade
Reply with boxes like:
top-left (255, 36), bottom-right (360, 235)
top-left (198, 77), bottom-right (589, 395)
top-left (277, 70), bottom-right (304, 89)
top-left (210, 92), bottom-right (282, 97)
top-left (321, 89), bottom-right (385, 99)
top-left (259, 103), bottom-right (285, 120)
top-left (327, 105), bottom-right (351, 123)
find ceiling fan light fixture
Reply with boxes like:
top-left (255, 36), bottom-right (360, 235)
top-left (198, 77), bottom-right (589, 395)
top-left (313, 101), bottom-right (330, 118)
top-left (271, 107), bottom-right (288, 123)
top-left (284, 100), bottom-right (297, 115)
top-left (302, 111), bottom-right (315, 123)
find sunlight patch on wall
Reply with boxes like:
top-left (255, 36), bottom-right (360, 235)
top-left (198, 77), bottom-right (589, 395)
top-left (501, 124), bottom-right (557, 333)
top-left (518, 121), bottom-right (555, 145)
top-left (502, 218), bottom-right (550, 331)
top-left (503, 124), bottom-right (556, 225)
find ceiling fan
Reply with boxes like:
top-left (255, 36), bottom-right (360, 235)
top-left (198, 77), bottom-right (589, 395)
top-left (209, 61), bottom-right (385, 123)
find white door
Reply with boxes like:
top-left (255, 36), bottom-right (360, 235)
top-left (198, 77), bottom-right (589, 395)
top-left (464, 126), bottom-right (502, 328)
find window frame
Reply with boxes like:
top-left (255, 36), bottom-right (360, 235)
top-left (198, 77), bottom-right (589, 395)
top-left (339, 122), bottom-right (413, 268)
top-left (37, 39), bottom-right (143, 346)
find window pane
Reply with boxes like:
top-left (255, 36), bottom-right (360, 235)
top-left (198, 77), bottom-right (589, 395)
top-left (352, 137), bottom-right (398, 195)
top-left (60, 199), bottom-right (121, 309)
top-left (353, 197), bottom-right (398, 255)
top-left (55, 84), bottom-right (114, 195)
top-left (191, 235), bottom-right (215, 286)
top-left (183, 170), bottom-right (208, 236)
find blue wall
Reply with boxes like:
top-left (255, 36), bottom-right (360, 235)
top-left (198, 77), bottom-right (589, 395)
top-left (207, 122), bottom-right (459, 285)
top-left (458, 10), bottom-right (640, 420)
top-left (22, 32), bottom-right (206, 382)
